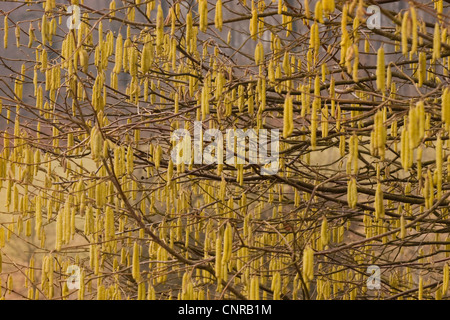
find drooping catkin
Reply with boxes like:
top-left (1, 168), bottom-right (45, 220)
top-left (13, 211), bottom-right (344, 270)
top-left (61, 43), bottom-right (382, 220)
top-left (132, 241), bottom-right (140, 282)
top-left (35, 195), bottom-right (42, 234)
top-left (418, 52), bottom-right (426, 87)
top-left (40, 49), bottom-right (48, 74)
top-left (352, 44), bottom-right (359, 82)
top-left (321, 217), bottom-right (329, 246)
top-left (400, 215), bottom-right (406, 239)
top-left (156, 4), bottom-right (164, 50)
top-left (433, 23), bottom-right (441, 62)
top-left (373, 110), bottom-right (386, 160)
top-left (410, 5), bottom-right (418, 54)
top-left (250, 276), bottom-right (259, 299)
top-left (15, 24), bottom-right (20, 48)
top-left (401, 11), bottom-right (409, 56)
top-left (375, 182), bottom-right (385, 221)
top-left (55, 210), bottom-right (63, 251)
top-left (418, 275), bottom-right (423, 300)
top-left (314, 0), bottom-right (324, 23)
top-left (154, 145), bottom-right (162, 170)
top-left (215, 234), bottom-right (222, 280)
top-left (28, 23), bottom-right (35, 48)
top-left (7, 274), bottom-right (13, 294)
top-left (376, 46), bottom-right (385, 94)
top-left (90, 126), bottom-right (103, 161)
top-left (105, 206), bottom-right (115, 241)
top-left (250, 1), bottom-right (258, 40)
top-left (310, 22), bottom-right (319, 54)
top-left (271, 271), bottom-right (281, 300)
top-left (199, 0), bottom-right (208, 32)
top-left (443, 263), bottom-right (449, 295)
top-left (4, 16), bottom-right (8, 49)
top-left (167, 159), bottom-right (173, 187)
top-left (113, 33), bottom-right (123, 74)
top-left (222, 223), bottom-right (232, 265)
top-left (322, 0), bottom-right (335, 15)
top-left (302, 245), bottom-right (314, 282)
top-left (436, 135), bottom-right (443, 199)
top-left (215, 0), bottom-right (223, 31)
top-left (283, 93), bottom-right (293, 138)
top-left (347, 177), bottom-right (357, 209)
top-left (408, 103), bottom-right (422, 150)
top-left (79, 48), bottom-right (88, 73)
top-left (442, 87), bottom-right (450, 130)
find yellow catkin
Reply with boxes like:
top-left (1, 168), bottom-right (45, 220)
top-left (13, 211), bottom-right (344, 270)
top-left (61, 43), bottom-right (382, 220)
top-left (132, 241), bottom-right (140, 282)
top-left (283, 93), bottom-right (293, 138)
top-left (418, 276), bottom-right (423, 300)
top-left (215, 0), bottom-right (223, 31)
top-left (222, 223), bottom-right (232, 265)
top-left (215, 235), bottom-right (222, 280)
top-left (7, 274), bottom-right (13, 294)
top-left (410, 5), bottom-right (418, 54)
top-left (250, 276), bottom-right (259, 299)
top-left (199, 0), bottom-right (208, 32)
top-left (408, 104), bottom-right (420, 150)
top-left (167, 159), bottom-right (173, 186)
top-left (433, 23), bottom-right (441, 62)
top-left (314, 0), bottom-right (324, 23)
top-left (376, 46), bottom-right (385, 94)
top-left (373, 110), bottom-right (386, 160)
top-left (401, 11), bottom-right (409, 56)
top-left (4, 16), bottom-right (8, 49)
top-left (80, 49), bottom-right (88, 73)
top-left (55, 211), bottom-right (63, 251)
top-left (322, 0), bottom-right (335, 15)
top-left (347, 177), bottom-right (357, 209)
top-left (156, 4), bottom-right (164, 50)
top-left (311, 98), bottom-right (318, 150)
top-left (141, 35), bottom-right (152, 74)
top-left (375, 182), bottom-right (384, 221)
top-left (436, 136), bottom-right (443, 199)
top-left (35, 195), bottom-right (42, 233)
top-left (442, 88), bottom-right (450, 129)
top-left (310, 22), bottom-right (320, 55)
top-left (304, 0), bottom-right (310, 19)
top-left (443, 263), bottom-right (449, 296)
top-left (154, 145), bottom-right (162, 169)
top-left (105, 206), bottom-right (115, 241)
top-left (302, 245), bottom-right (314, 282)
top-left (418, 52), bottom-right (426, 87)
top-left (250, 1), bottom-right (258, 40)
top-left (271, 272), bottom-right (281, 300)
top-left (114, 34), bottom-right (123, 74)
top-left (186, 10), bottom-right (193, 51)
top-left (15, 24), bottom-right (20, 48)
top-left (400, 215), bottom-right (406, 239)
top-left (41, 49), bottom-right (48, 72)
top-left (90, 126), bottom-right (103, 161)
top-left (321, 217), bottom-right (329, 246)
top-left (41, 14), bottom-right (48, 46)
top-left (353, 44), bottom-right (359, 82)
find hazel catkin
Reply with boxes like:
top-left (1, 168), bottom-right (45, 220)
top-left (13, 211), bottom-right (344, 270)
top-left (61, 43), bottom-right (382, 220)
top-left (376, 46), bottom-right (385, 94)
top-left (283, 93), bottom-right (294, 138)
